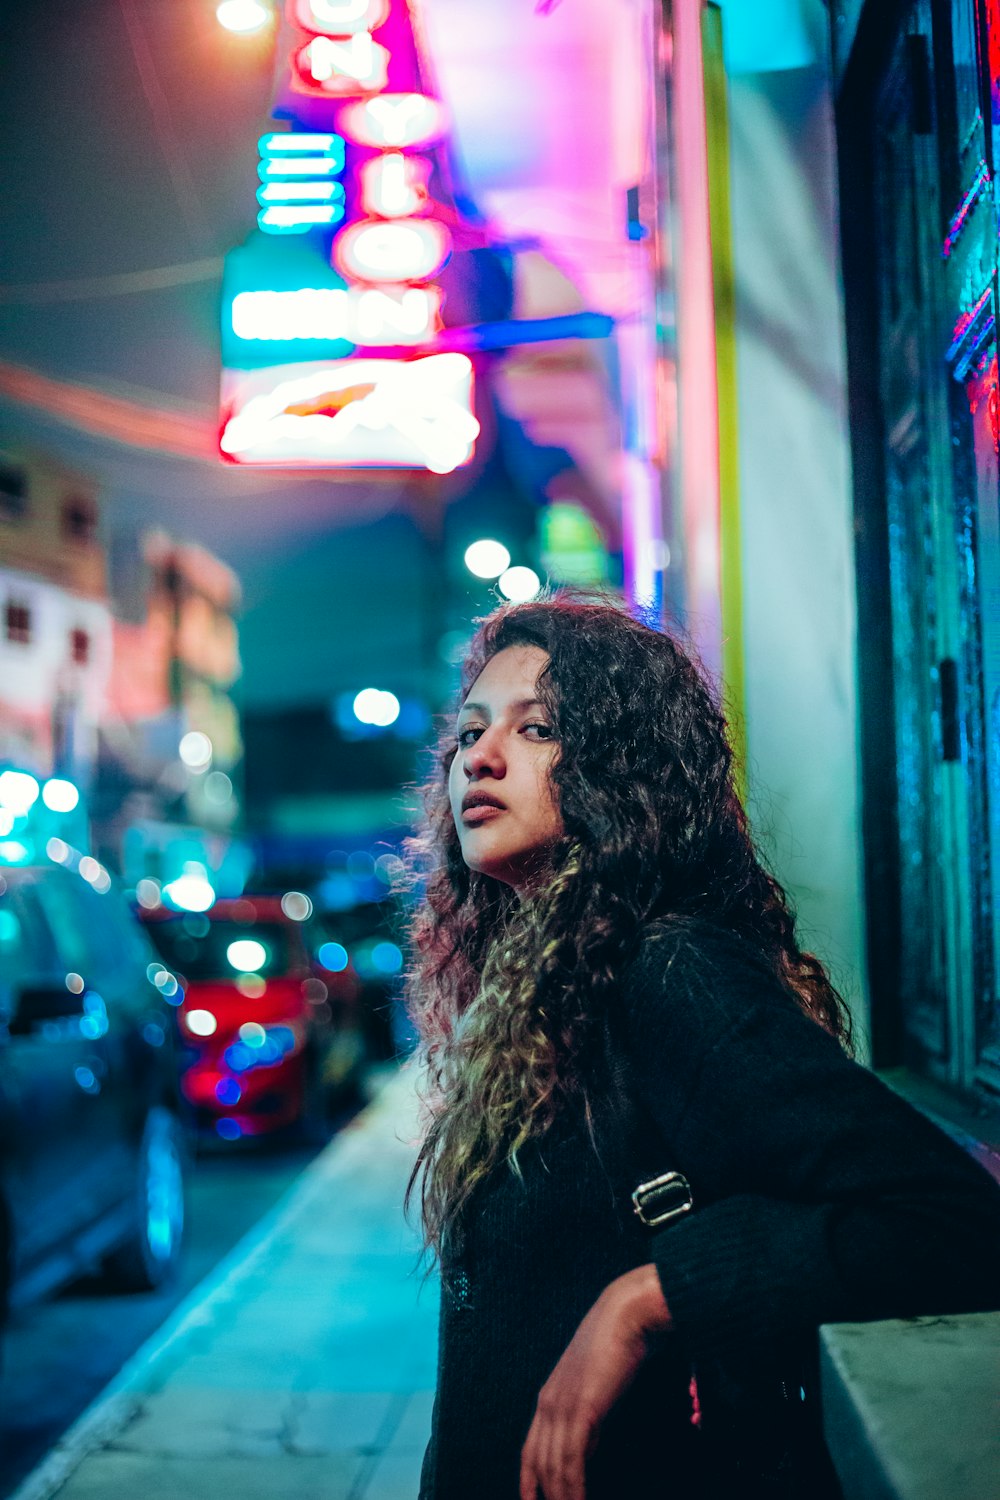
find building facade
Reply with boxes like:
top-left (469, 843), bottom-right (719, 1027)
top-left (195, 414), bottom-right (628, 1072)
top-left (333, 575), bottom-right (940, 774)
top-left (836, 0), bottom-right (1000, 1098)
top-left (0, 450), bottom-right (113, 793)
top-left (643, 0), bottom-right (999, 1108)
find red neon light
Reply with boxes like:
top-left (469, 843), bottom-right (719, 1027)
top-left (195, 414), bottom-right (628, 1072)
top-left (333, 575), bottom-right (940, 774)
top-left (292, 33), bottom-right (390, 96)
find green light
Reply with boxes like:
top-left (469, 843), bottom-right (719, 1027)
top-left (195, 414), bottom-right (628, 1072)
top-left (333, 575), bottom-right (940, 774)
top-left (540, 502), bottom-right (609, 586)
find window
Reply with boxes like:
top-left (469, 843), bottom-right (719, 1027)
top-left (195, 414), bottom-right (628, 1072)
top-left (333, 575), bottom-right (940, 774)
top-left (61, 497), bottom-right (97, 544)
top-left (70, 628), bottom-right (90, 665)
top-left (0, 464), bottom-right (27, 520)
top-left (6, 601), bottom-right (31, 645)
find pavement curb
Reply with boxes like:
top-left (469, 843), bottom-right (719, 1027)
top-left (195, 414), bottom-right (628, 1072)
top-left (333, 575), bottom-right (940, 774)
top-left (8, 1066), bottom-right (419, 1500)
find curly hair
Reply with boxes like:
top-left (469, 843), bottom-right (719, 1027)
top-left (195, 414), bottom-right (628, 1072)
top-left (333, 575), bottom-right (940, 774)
top-left (405, 593), bottom-right (852, 1259)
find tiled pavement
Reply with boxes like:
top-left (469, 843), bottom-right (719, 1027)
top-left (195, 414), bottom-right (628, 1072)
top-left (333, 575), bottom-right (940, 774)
top-left (12, 1067), bottom-right (438, 1500)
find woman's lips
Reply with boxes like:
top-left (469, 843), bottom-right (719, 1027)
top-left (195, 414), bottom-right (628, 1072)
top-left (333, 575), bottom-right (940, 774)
top-left (462, 803), bottom-right (505, 825)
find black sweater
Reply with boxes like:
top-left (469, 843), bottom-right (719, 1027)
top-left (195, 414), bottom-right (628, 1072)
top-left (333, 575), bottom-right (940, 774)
top-left (418, 921), bottom-right (1000, 1499)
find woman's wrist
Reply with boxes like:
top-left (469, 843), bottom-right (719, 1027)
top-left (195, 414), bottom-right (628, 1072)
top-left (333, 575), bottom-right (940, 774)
top-left (607, 1263), bottom-right (673, 1339)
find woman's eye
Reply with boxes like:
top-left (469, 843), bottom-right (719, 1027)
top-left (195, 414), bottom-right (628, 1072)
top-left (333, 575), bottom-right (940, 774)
top-left (522, 722), bottom-right (554, 740)
top-left (457, 726), bottom-right (482, 748)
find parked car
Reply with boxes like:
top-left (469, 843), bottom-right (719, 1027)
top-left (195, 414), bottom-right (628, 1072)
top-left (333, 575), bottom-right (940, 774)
top-left (140, 895), bottom-right (366, 1140)
top-left (0, 859), bottom-right (187, 1325)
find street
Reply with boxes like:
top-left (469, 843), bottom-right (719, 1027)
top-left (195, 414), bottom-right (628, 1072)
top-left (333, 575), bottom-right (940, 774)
top-left (0, 1121), bottom-right (351, 1498)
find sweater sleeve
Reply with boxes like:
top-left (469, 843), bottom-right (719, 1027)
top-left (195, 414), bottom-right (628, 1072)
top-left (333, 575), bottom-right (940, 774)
top-left (619, 923), bottom-right (1000, 1364)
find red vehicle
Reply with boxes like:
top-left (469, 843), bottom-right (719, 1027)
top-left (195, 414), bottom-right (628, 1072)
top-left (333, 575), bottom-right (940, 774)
top-left (141, 895), bottom-right (365, 1140)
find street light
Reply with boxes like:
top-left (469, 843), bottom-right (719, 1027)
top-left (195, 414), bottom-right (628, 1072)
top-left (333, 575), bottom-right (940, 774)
top-left (216, 0), bottom-right (273, 33)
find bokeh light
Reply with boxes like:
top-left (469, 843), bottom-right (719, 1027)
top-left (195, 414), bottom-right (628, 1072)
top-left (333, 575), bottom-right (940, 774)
top-left (217, 0), bottom-right (272, 33)
top-left (0, 770), bottom-right (39, 815)
top-left (185, 1008), bottom-right (218, 1037)
top-left (371, 940), bottom-right (403, 974)
top-left (353, 687), bottom-right (400, 726)
top-left (163, 869), bottom-right (216, 912)
top-left (42, 778), bottom-right (80, 813)
top-left (281, 890), bottom-right (313, 921)
top-left (227, 938), bottom-right (267, 972)
top-left (136, 878), bottom-right (162, 909)
top-left (498, 565), bottom-right (541, 602)
top-left (204, 770), bottom-right (233, 804)
top-left (318, 941), bottom-right (349, 972)
top-left (464, 538), bottom-right (511, 579)
top-left (179, 731), bottom-right (213, 770)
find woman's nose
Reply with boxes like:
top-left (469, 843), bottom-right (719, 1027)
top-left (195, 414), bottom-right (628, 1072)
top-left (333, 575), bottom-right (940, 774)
top-left (463, 727), bottom-right (505, 779)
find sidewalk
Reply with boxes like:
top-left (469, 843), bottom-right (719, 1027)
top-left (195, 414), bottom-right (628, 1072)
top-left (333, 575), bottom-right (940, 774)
top-left (12, 1066), bottom-right (438, 1500)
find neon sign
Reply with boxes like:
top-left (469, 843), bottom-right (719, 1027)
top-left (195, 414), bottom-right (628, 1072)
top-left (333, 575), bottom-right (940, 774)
top-left (230, 285), bottom-right (441, 344)
top-left (257, 132), bottom-right (346, 235)
top-left (220, 354), bottom-right (479, 472)
top-left (293, 33), bottom-right (390, 95)
top-left (290, 0), bottom-right (389, 33)
top-left (220, 0), bottom-right (474, 469)
top-left (333, 218), bottom-right (450, 283)
top-left (361, 152), bottom-right (429, 217)
top-left (339, 93), bottom-right (448, 148)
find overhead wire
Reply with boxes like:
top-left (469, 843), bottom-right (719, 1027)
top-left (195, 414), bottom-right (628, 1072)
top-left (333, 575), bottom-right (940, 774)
top-left (116, 0), bottom-right (212, 252)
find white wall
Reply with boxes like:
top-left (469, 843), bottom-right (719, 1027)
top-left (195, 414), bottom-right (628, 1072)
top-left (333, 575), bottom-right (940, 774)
top-left (0, 568), bottom-right (112, 782)
top-left (724, 56), bottom-right (869, 1040)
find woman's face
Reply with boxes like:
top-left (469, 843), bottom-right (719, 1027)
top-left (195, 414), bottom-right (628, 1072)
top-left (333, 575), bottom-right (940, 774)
top-left (449, 644), bottom-right (564, 894)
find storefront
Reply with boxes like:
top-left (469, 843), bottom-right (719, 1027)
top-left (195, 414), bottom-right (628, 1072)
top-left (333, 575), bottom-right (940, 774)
top-left (838, 0), bottom-right (1000, 1100)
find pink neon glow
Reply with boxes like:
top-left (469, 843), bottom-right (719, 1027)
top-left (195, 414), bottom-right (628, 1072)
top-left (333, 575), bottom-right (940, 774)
top-left (942, 161), bottom-right (990, 260)
top-left (361, 152), bottom-right (430, 217)
top-left (289, 0), bottom-right (389, 35)
top-left (293, 33), bottom-right (390, 95)
top-left (333, 217), bottom-right (451, 283)
top-left (338, 92), bottom-right (448, 148)
top-left (671, 0), bottom-right (722, 676)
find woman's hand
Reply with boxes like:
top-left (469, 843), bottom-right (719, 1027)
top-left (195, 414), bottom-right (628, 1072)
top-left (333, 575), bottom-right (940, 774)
top-left (519, 1263), bottom-right (671, 1500)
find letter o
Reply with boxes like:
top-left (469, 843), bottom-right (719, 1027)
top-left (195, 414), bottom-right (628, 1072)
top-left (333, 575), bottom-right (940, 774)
top-left (333, 219), bottom-right (451, 284)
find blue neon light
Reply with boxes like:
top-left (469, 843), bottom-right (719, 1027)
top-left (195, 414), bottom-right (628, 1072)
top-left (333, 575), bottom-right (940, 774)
top-left (259, 133), bottom-right (345, 171)
top-left (258, 205), bottom-right (346, 234)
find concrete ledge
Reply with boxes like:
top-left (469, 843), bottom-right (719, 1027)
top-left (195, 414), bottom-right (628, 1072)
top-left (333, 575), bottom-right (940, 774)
top-left (820, 1311), bottom-right (1000, 1500)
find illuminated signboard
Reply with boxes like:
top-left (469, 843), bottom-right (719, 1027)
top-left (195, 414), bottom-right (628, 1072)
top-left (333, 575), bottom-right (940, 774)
top-left (219, 0), bottom-right (477, 470)
top-left (220, 353), bottom-right (478, 471)
top-left (256, 132), bottom-right (346, 233)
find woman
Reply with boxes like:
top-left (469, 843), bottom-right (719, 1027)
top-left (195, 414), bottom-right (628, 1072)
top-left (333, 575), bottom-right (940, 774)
top-left (405, 595), bottom-right (1000, 1500)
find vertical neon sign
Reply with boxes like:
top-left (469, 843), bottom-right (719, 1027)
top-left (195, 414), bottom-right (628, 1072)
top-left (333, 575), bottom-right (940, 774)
top-left (219, 0), bottom-right (479, 470)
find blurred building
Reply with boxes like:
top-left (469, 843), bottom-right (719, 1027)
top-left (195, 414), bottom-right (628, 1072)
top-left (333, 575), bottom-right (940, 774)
top-left (98, 528), bottom-right (248, 893)
top-left (0, 449), bottom-right (113, 792)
